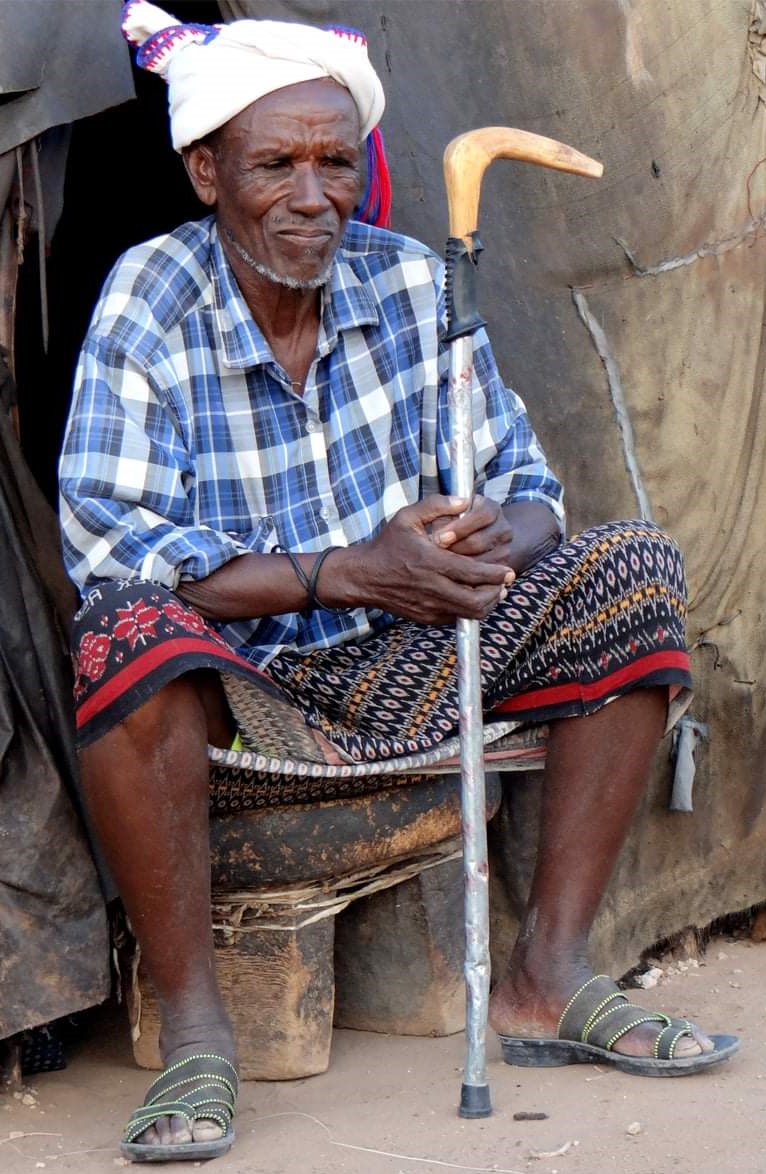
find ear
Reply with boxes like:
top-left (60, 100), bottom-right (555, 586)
top-left (183, 143), bottom-right (218, 207)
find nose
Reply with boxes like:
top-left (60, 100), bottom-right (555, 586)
top-left (287, 163), bottom-right (332, 216)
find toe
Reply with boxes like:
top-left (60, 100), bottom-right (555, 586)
top-left (152, 1113), bottom-right (193, 1147)
top-left (191, 1118), bottom-right (225, 1143)
top-left (673, 1023), bottom-right (714, 1057)
top-left (135, 1124), bottom-right (160, 1147)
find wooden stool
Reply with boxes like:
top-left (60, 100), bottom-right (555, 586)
top-left (334, 854), bottom-right (466, 1037)
top-left (126, 773), bottom-right (502, 1079)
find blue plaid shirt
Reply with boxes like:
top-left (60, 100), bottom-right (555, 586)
top-left (59, 215), bottom-right (564, 667)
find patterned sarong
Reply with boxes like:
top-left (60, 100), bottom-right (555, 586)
top-left (71, 520), bottom-right (693, 767)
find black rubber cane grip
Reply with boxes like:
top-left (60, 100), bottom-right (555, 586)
top-left (458, 1082), bottom-right (492, 1118)
top-left (443, 232), bottom-right (488, 342)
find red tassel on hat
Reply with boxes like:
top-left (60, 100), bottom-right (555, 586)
top-left (357, 126), bottom-right (392, 229)
top-left (327, 24), bottom-right (391, 229)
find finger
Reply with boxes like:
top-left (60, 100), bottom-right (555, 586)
top-left (433, 525), bottom-right (458, 548)
top-left (443, 529), bottom-right (510, 558)
top-left (412, 586), bottom-right (502, 624)
top-left (435, 505), bottom-right (509, 550)
top-left (463, 584), bottom-right (507, 620)
top-left (383, 561), bottom-right (504, 622)
top-left (410, 495), bottom-right (470, 528)
top-left (429, 514), bottom-right (460, 547)
top-left (433, 551), bottom-right (508, 588)
top-left (433, 515), bottom-right (489, 548)
top-left (442, 525), bottom-right (515, 566)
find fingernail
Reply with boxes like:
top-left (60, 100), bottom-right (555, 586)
top-left (504, 570), bottom-right (516, 585)
top-left (437, 530), bottom-right (456, 546)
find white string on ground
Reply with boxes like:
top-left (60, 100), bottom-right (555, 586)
top-left (1, 1134), bottom-right (63, 1145)
top-left (257, 1110), bottom-right (527, 1174)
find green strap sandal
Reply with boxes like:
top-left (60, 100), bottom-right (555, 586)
top-left (498, 974), bottom-right (740, 1076)
top-left (120, 1052), bottom-right (238, 1162)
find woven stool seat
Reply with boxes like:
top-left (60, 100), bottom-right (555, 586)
top-left (208, 721), bottom-right (548, 814)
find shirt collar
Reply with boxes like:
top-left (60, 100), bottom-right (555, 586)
top-left (209, 220), bottom-right (380, 372)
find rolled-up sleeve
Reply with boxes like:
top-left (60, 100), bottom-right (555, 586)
top-left (59, 338), bottom-right (275, 591)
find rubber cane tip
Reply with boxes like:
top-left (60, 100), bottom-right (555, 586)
top-left (458, 1082), bottom-right (492, 1118)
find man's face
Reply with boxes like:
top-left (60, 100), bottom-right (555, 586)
top-left (191, 78), bottom-right (362, 288)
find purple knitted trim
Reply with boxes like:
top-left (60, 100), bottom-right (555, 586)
top-left (327, 24), bottom-right (368, 45)
top-left (120, 0), bottom-right (149, 46)
top-left (136, 23), bottom-right (221, 72)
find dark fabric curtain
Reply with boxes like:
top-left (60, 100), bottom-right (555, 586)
top-left (0, 352), bottom-right (109, 1039)
top-left (0, 0), bottom-right (133, 1039)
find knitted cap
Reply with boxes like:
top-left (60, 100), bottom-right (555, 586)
top-left (121, 0), bottom-right (386, 150)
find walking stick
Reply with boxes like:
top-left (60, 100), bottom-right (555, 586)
top-left (442, 127), bottom-right (603, 1119)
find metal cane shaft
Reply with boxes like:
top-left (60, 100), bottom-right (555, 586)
top-left (448, 335), bottom-right (491, 1112)
top-left (442, 124), bottom-right (603, 1121)
top-left (456, 613), bottom-right (490, 1087)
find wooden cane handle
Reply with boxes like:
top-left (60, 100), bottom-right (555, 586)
top-left (443, 126), bottom-right (604, 245)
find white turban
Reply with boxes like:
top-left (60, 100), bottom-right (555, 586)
top-left (120, 0), bottom-right (386, 152)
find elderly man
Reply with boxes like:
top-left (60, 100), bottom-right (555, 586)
top-left (58, 0), bottom-right (738, 1163)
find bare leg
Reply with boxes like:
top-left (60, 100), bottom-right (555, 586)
top-left (79, 672), bottom-right (236, 1149)
top-left (489, 687), bottom-right (712, 1057)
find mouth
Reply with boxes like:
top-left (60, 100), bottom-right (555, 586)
top-left (276, 228), bottom-right (334, 244)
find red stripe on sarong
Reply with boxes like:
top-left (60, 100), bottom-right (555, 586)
top-left (492, 649), bottom-right (690, 715)
top-left (76, 636), bottom-right (262, 729)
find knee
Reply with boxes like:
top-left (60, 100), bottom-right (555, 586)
top-left (628, 521), bottom-right (687, 599)
top-left (572, 519), bottom-right (688, 600)
top-left (72, 579), bottom-right (182, 647)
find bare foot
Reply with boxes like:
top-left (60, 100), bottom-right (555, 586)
top-left (128, 1019), bottom-right (238, 1152)
top-left (488, 966), bottom-right (715, 1059)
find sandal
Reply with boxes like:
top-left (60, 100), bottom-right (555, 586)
top-left (498, 974), bottom-right (740, 1076)
top-left (120, 1052), bottom-right (238, 1162)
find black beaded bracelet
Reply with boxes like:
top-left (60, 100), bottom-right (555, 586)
top-left (306, 545), bottom-right (343, 612)
top-left (274, 545), bottom-right (311, 595)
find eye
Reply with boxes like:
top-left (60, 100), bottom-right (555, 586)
top-left (262, 157), bottom-right (292, 171)
top-left (323, 155), bottom-right (356, 169)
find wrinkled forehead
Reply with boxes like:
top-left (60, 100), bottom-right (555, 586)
top-left (218, 78), bottom-right (362, 149)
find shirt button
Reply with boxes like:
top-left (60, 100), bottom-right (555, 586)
top-left (319, 505), bottom-right (331, 520)
top-left (305, 418), bottom-right (318, 433)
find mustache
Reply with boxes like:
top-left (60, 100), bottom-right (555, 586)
top-left (222, 228), bottom-right (333, 289)
top-left (270, 216), bottom-right (338, 230)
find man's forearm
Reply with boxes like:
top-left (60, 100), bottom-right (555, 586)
top-left (177, 550), bottom-right (325, 620)
top-left (501, 500), bottom-right (562, 576)
top-left (177, 501), bottom-right (562, 622)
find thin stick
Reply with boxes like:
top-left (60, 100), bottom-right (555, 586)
top-left (447, 334), bottom-right (492, 1119)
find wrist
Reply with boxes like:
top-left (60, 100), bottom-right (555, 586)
top-left (307, 546), bottom-right (338, 611)
top-left (308, 545), bottom-right (359, 612)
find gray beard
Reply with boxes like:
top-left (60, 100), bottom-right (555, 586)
top-left (223, 227), bottom-right (333, 291)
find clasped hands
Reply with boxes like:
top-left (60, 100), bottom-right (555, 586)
top-left (349, 494), bottom-right (516, 626)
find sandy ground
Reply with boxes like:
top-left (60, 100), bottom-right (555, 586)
top-left (1, 933), bottom-right (763, 1174)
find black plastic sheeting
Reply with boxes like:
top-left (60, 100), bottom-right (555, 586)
top-left (0, 357), bottom-right (109, 1039)
top-left (0, 0), bottom-right (134, 156)
top-left (0, 0), bottom-right (131, 1042)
